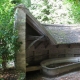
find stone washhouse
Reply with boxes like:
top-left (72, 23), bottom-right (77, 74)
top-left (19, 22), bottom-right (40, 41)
top-left (14, 4), bottom-right (80, 72)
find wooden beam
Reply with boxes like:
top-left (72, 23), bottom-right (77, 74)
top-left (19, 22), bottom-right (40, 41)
top-left (26, 66), bottom-right (41, 72)
top-left (27, 36), bottom-right (49, 41)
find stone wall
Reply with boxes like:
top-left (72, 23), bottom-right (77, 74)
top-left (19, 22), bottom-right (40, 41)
top-left (26, 41), bottom-right (80, 66)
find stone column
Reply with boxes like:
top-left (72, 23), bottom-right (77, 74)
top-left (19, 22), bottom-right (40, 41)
top-left (14, 5), bottom-right (26, 72)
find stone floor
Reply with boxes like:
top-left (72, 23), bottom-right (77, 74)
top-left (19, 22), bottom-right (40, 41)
top-left (26, 70), bottom-right (80, 80)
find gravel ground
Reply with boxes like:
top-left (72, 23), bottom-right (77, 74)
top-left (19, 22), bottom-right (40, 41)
top-left (26, 70), bottom-right (80, 80)
top-left (0, 69), bottom-right (25, 80)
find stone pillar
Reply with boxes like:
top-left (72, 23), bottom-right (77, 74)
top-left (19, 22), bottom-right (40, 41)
top-left (14, 5), bottom-right (26, 72)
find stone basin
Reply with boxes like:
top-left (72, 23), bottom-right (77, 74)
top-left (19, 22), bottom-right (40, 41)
top-left (41, 57), bottom-right (80, 77)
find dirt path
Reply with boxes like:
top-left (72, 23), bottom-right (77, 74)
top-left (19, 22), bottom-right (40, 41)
top-left (0, 69), bottom-right (25, 80)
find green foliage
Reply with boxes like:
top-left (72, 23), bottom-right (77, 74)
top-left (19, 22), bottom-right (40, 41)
top-left (0, 28), bottom-right (21, 61)
top-left (65, 0), bottom-right (80, 23)
top-left (21, 0), bottom-right (31, 8)
top-left (18, 72), bottom-right (25, 80)
top-left (10, 0), bottom-right (31, 8)
top-left (29, 0), bottom-right (74, 24)
top-left (0, 0), bottom-right (21, 65)
top-left (29, 0), bottom-right (54, 23)
top-left (29, 0), bottom-right (80, 24)
top-left (0, 0), bottom-right (31, 69)
top-left (0, 1), bottom-right (15, 27)
top-left (11, 0), bottom-right (21, 4)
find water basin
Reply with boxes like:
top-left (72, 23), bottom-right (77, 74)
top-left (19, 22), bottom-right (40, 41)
top-left (41, 57), bottom-right (80, 77)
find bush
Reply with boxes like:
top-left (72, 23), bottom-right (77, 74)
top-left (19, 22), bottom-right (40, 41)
top-left (0, 0), bottom-right (21, 69)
